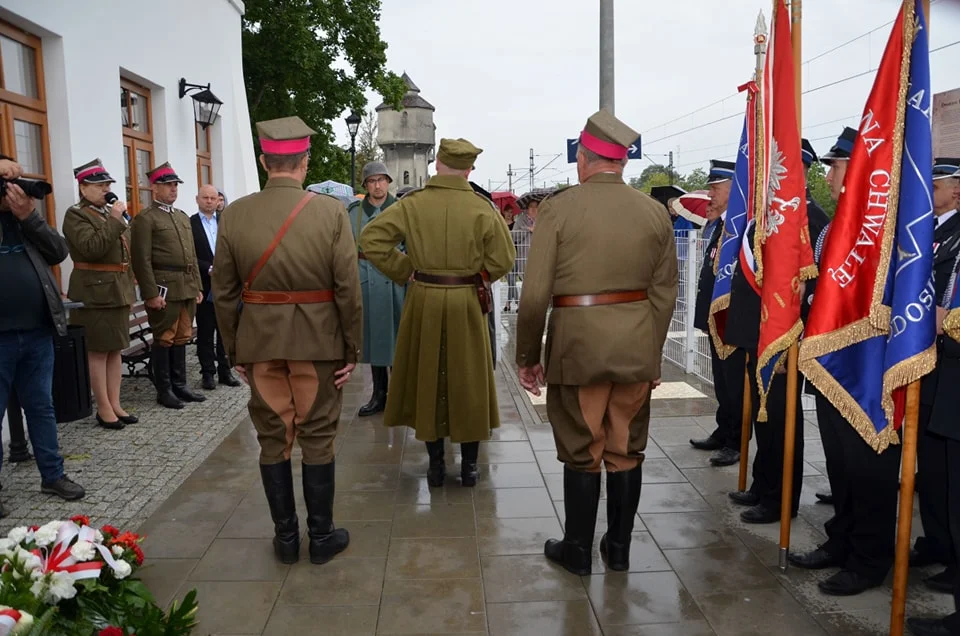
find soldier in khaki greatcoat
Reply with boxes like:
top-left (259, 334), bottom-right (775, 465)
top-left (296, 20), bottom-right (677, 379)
top-left (130, 162), bottom-right (206, 410)
top-left (515, 110), bottom-right (678, 576)
top-left (212, 116), bottom-right (363, 566)
top-left (359, 138), bottom-right (516, 489)
top-left (62, 159), bottom-right (137, 430)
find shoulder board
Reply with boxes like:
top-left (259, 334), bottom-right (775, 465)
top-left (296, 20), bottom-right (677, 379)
top-left (473, 191), bottom-right (496, 209)
top-left (542, 185), bottom-right (578, 204)
top-left (67, 203), bottom-right (86, 215)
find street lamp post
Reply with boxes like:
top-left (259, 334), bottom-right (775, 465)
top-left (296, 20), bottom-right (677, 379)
top-left (346, 111), bottom-right (362, 192)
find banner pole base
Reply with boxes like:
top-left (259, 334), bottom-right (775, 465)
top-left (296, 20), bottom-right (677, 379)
top-left (779, 547), bottom-right (788, 573)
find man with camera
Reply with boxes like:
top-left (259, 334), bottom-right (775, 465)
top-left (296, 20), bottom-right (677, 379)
top-left (0, 155), bottom-right (86, 517)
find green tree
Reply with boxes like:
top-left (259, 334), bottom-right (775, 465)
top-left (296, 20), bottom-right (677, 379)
top-left (628, 164), bottom-right (677, 191)
top-left (242, 0), bottom-right (407, 187)
top-left (680, 168), bottom-right (708, 192)
top-left (354, 109), bottom-right (384, 191)
top-left (806, 162), bottom-right (835, 217)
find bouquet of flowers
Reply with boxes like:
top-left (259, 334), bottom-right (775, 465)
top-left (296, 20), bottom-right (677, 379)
top-left (0, 515), bottom-right (198, 635)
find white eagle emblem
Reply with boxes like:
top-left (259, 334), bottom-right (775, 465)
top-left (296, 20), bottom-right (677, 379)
top-left (764, 138), bottom-right (799, 237)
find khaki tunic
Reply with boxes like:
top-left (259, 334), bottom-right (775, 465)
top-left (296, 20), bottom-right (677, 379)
top-left (130, 202), bottom-right (202, 336)
top-left (359, 174), bottom-right (516, 443)
top-left (514, 173), bottom-right (678, 471)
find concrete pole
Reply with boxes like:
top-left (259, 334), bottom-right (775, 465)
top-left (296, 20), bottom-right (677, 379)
top-left (599, 0), bottom-right (615, 113)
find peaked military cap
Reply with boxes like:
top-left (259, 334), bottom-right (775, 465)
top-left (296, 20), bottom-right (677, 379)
top-left (256, 116), bottom-right (316, 155)
top-left (933, 157), bottom-right (960, 181)
top-left (707, 160), bottom-right (735, 184)
top-left (579, 109), bottom-right (639, 160)
top-left (147, 161), bottom-right (183, 184)
top-left (821, 127), bottom-right (858, 163)
top-left (801, 138), bottom-right (818, 168)
top-left (437, 138), bottom-right (482, 170)
top-left (74, 158), bottom-right (115, 184)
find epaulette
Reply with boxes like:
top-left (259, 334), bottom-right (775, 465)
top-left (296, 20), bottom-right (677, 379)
top-left (473, 191), bottom-right (496, 209)
top-left (542, 185), bottom-right (578, 204)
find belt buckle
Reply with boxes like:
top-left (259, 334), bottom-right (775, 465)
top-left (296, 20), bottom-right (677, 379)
top-left (186, 263), bottom-right (195, 274)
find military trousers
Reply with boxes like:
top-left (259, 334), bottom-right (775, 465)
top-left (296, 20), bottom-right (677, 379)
top-left (709, 342), bottom-right (746, 451)
top-left (150, 300), bottom-right (196, 347)
top-left (818, 395), bottom-right (901, 581)
top-left (546, 381), bottom-right (651, 473)
top-left (915, 403), bottom-right (957, 567)
top-left (941, 438), bottom-right (960, 632)
top-left (248, 359), bottom-right (342, 465)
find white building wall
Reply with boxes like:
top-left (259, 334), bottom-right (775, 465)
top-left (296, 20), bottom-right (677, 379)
top-left (0, 0), bottom-right (258, 282)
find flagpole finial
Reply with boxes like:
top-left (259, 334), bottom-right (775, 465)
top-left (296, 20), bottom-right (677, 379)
top-left (755, 10), bottom-right (768, 42)
top-left (754, 10), bottom-right (768, 78)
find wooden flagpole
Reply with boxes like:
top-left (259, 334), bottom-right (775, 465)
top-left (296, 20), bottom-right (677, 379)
top-left (778, 0), bottom-right (803, 573)
top-left (890, 1), bottom-right (929, 630)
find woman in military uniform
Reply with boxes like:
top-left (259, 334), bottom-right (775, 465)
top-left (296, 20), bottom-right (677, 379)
top-left (62, 159), bottom-right (137, 430)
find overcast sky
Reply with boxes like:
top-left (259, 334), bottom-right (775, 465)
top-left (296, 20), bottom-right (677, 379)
top-left (335, 0), bottom-right (960, 193)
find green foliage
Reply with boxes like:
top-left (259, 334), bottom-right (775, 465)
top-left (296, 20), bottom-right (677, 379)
top-left (241, 0), bottom-right (407, 187)
top-left (806, 162), bottom-right (836, 217)
top-left (680, 168), bottom-right (709, 192)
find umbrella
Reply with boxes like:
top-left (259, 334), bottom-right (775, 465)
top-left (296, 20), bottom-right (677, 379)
top-left (517, 188), bottom-right (556, 209)
top-left (649, 184), bottom-right (686, 210)
top-left (671, 190), bottom-right (711, 227)
top-left (491, 191), bottom-right (519, 214)
top-left (307, 180), bottom-right (355, 207)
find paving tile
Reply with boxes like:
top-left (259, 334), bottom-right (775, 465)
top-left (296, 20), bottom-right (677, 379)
top-left (535, 450), bottom-right (564, 474)
top-left (681, 466), bottom-right (741, 499)
top-left (649, 425), bottom-right (711, 447)
top-left (140, 520), bottom-right (223, 559)
top-left (663, 545), bottom-right (779, 597)
top-left (640, 458), bottom-right (688, 484)
top-left (177, 580), bottom-right (281, 634)
top-left (393, 476), bottom-right (475, 504)
top-left (385, 537), bottom-right (481, 579)
top-left (477, 441), bottom-right (537, 463)
top-left (391, 503), bottom-right (477, 538)
top-left (338, 520), bottom-right (392, 558)
top-left (336, 441), bottom-right (405, 465)
top-left (217, 494), bottom-right (277, 539)
top-left (482, 554), bottom-right (587, 603)
top-left (642, 511), bottom-right (742, 550)
top-left (696, 587), bottom-right (829, 636)
top-left (636, 483), bottom-right (712, 514)
top-left (137, 558), bottom-right (196, 608)
top-left (475, 462), bottom-right (545, 489)
top-left (278, 557), bottom-right (386, 606)
top-left (477, 516), bottom-right (562, 556)
top-left (148, 489), bottom-right (242, 525)
top-left (488, 424), bottom-right (529, 441)
top-left (342, 422), bottom-right (408, 444)
top-left (585, 571), bottom-right (703, 627)
top-left (336, 463), bottom-right (402, 491)
top-left (474, 487), bottom-right (556, 518)
top-left (333, 491), bottom-right (397, 521)
top-left (602, 622), bottom-right (717, 636)
top-left (377, 578), bottom-right (486, 634)
top-left (659, 444), bottom-right (719, 469)
top-left (526, 428), bottom-right (558, 451)
top-left (262, 605), bottom-right (377, 635)
top-left (732, 516), bottom-right (826, 568)
top-left (589, 531), bottom-right (672, 574)
top-left (486, 600), bottom-right (602, 636)
top-left (189, 538), bottom-right (290, 581)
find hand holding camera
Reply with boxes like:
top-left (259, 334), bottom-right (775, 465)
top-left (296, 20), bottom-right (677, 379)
top-left (2, 183), bottom-right (37, 221)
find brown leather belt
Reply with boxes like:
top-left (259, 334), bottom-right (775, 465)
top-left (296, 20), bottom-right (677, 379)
top-left (358, 253), bottom-right (368, 260)
top-left (154, 263), bottom-right (196, 274)
top-left (74, 262), bottom-right (129, 273)
top-left (241, 289), bottom-right (335, 305)
top-left (552, 290), bottom-right (648, 308)
top-left (413, 271), bottom-right (490, 285)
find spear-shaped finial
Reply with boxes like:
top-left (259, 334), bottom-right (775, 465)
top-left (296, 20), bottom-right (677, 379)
top-left (754, 9), bottom-right (768, 79)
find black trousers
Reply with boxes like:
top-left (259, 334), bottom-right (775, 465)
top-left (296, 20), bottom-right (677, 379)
top-left (747, 353), bottom-right (803, 511)
top-left (709, 340), bottom-right (747, 450)
top-left (916, 402), bottom-right (956, 566)
top-left (195, 301), bottom-right (227, 376)
top-left (818, 395), bottom-right (901, 581)
top-left (942, 438), bottom-right (960, 633)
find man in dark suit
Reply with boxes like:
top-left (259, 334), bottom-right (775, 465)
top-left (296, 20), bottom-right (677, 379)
top-left (191, 184), bottom-right (240, 390)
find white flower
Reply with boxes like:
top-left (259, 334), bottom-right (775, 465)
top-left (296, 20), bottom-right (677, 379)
top-left (70, 540), bottom-right (96, 562)
top-left (6, 527), bottom-right (28, 544)
top-left (111, 545), bottom-right (124, 557)
top-left (112, 560), bottom-right (132, 580)
top-left (15, 548), bottom-right (41, 572)
top-left (33, 521), bottom-right (62, 548)
top-left (11, 611), bottom-right (33, 634)
top-left (0, 538), bottom-right (15, 552)
top-left (29, 578), bottom-right (44, 598)
top-left (95, 530), bottom-right (104, 544)
top-left (46, 571), bottom-right (76, 602)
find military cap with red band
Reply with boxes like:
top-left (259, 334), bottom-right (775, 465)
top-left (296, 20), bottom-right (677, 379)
top-left (256, 115), bottom-right (316, 155)
top-left (578, 109), bottom-right (639, 161)
top-left (147, 162), bottom-right (184, 184)
top-left (73, 158), bottom-right (115, 184)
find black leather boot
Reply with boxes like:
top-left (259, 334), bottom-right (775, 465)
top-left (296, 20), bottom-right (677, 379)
top-left (460, 442), bottom-right (479, 487)
top-left (259, 460), bottom-right (300, 564)
top-left (152, 345), bottom-right (184, 410)
top-left (426, 440), bottom-right (446, 487)
top-left (358, 366), bottom-right (388, 417)
top-left (170, 345), bottom-right (206, 403)
top-left (218, 366), bottom-right (242, 387)
top-left (544, 466), bottom-right (601, 576)
top-left (302, 462), bottom-right (349, 564)
top-left (600, 465), bottom-right (643, 571)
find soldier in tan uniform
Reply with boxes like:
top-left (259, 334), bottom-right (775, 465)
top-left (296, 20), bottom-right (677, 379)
top-left (130, 162), bottom-right (206, 409)
top-left (360, 139), bottom-right (516, 488)
top-left (212, 116), bottom-right (362, 566)
top-left (515, 110), bottom-right (678, 575)
top-left (62, 159), bottom-right (137, 430)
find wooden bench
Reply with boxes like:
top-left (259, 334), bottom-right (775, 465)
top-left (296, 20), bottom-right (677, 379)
top-left (122, 301), bottom-right (153, 378)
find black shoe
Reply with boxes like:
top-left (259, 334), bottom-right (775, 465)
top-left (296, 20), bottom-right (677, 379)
top-left (815, 491), bottom-right (834, 505)
top-left (152, 345), bottom-right (184, 409)
top-left (260, 460), bottom-right (300, 564)
top-left (201, 373), bottom-right (217, 390)
top-left (907, 617), bottom-right (953, 636)
top-left (728, 490), bottom-right (760, 507)
top-left (302, 462), bottom-right (349, 565)
top-left (740, 503), bottom-right (783, 524)
top-left (710, 447), bottom-right (740, 467)
top-left (600, 465), bottom-right (643, 571)
top-left (170, 345), bottom-right (206, 403)
top-left (460, 442), bottom-right (479, 487)
top-left (41, 476), bottom-right (86, 501)
top-left (96, 413), bottom-right (125, 430)
top-left (910, 547), bottom-right (945, 568)
top-left (818, 569), bottom-right (883, 596)
top-left (117, 413), bottom-right (138, 425)
top-left (924, 568), bottom-right (955, 594)
top-left (690, 435), bottom-right (723, 451)
top-left (358, 366), bottom-right (388, 417)
top-left (788, 547), bottom-right (845, 570)
top-left (218, 369), bottom-right (242, 387)
top-left (544, 466), bottom-right (601, 576)
top-left (426, 440), bottom-right (446, 487)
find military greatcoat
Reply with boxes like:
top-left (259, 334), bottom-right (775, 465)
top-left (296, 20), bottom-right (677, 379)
top-left (359, 175), bottom-right (516, 443)
top-left (348, 195), bottom-right (405, 367)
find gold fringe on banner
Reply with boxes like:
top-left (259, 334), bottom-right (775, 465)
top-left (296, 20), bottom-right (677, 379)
top-left (944, 309), bottom-right (960, 342)
top-left (755, 318), bottom-right (804, 421)
top-left (707, 295), bottom-right (738, 360)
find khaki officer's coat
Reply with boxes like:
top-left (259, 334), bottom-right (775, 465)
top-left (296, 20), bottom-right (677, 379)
top-left (515, 173), bottom-right (678, 386)
top-left (63, 199), bottom-right (136, 308)
top-left (212, 177), bottom-right (363, 366)
top-left (359, 175), bottom-right (516, 442)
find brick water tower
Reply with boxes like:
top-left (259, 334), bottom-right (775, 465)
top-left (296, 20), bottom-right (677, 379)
top-left (376, 73), bottom-right (436, 191)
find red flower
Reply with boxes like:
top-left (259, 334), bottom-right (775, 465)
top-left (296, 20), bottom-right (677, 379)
top-left (101, 525), bottom-right (120, 538)
top-left (29, 526), bottom-right (39, 532)
top-left (132, 545), bottom-right (145, 566)
top-left (70, 514), bottom-right (91, 527)
top-left (98, 628), bottom-right (124, 636)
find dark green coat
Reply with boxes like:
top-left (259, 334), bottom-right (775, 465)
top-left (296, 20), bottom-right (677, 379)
top-left (63, 200), bottom-right (135, 308)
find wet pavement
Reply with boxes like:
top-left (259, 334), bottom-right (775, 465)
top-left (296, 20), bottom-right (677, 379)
top-left (132, 317), bottom-right (953, 635)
